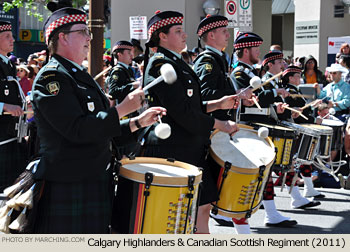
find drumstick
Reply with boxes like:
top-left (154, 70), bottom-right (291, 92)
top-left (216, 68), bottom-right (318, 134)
top-left (94, 65), bottom-right (112, 81)
top-left (251, 72), bottom-right (283, 92)
top-left (105, 93), bottom-right (113, 99)
top-left (275, 103), bottom-right (308, 120)
top-left (289, 94), bottom-right (313, 99)
top-left (301, 93), bottom-right (331, 110)
top-left (252, 96), bottom-right (262, 110)
top-left (3, 111), bottom-right (33, 115)
top-left (283, 106), bottom-right (308, 120)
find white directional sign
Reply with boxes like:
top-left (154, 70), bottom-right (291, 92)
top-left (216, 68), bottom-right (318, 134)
top-left (129, 16), bottom-right (147, 40)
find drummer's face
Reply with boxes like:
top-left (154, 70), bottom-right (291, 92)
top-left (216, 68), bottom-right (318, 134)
top-left (160, 25), bottom-right (187, 54)
top-left (248, 46), bottom-right (260, 65)
top-left (319, 108), bottom-right (329, 118)
top-left (289, 73), bottom-right (301, 85)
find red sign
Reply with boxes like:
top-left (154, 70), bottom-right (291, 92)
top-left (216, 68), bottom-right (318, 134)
top-left (226, 0), bottom-right (237, 15)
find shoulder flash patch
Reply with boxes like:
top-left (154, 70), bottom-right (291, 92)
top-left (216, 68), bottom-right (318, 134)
top-left (205, 63), bottom-right (213, 72)
top-left (46, 81), bottom-right (60, 95)
top-left (155, 54), bottom-right (164, 59)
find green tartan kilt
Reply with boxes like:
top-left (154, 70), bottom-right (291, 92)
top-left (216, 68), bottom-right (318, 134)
top-left (0, 140), bottom-right (28, 191)
top-left (33, 170), bottom-right (113, 234)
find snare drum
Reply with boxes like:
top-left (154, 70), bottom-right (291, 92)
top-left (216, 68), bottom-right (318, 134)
top-left (322, 119), bottom-right (344, 151)
top-left (111, 157), bottom-right (202, 234)
top-left (209, 124), bottom-right (275, 218)
top-left (300, 124), bottom-right (333, 159)
top-left (280, 121), bottom-right (320, 164)
top-left (252, 122), bottom-right (296, 169)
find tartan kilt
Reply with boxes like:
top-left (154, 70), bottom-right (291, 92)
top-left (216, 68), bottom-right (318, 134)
top-left (0, 140), bottom-right (28, 192)
top-left (33, 170), bottom-right (113, 234)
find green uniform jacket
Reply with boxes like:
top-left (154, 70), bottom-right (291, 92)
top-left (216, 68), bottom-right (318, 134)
top-left (142, 47), bottom-right (215, 166)
top-left (0, 58), bottom-right (21, 139)
top-left (106, 62), bottom-right (136, 103)
top-left (283, 83), bottom-right (315, 124)
top-left (31, 54), bottom-right (135, 182)
top-left (193, 48), bottom-right (236, 120)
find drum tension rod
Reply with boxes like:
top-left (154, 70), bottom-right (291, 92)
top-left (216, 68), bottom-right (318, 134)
top-left (245, 165), bottom-right (266, 219)
top-left (184, 176), bottom-right (195, 234)
top-left (141, 172), bottom-right (154, 234)
top-left (212, 161), bottom-right (232, 216)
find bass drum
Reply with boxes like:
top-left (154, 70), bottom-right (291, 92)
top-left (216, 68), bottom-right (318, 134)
top-left (209, 124), bottom-right (275, 218)
top-left (111, 157), bottom-right (202, 234)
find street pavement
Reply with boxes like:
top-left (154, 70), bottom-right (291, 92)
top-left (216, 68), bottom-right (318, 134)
top-left (209, 186), bottom-right (350, 234)
top-left (1, 186), bottom-right (349, 235)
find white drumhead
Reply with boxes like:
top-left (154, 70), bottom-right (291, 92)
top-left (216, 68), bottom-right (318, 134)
top-left (123, 163), bottom-right (201, 178)
top-left (210, 129), bottom-right (275, 169)
top-left (322, 119), bottom-right (344, 127)
top-left (301, 124), bottom-right (333, 134)
top-left (281, 121), bottom-right (319, 136)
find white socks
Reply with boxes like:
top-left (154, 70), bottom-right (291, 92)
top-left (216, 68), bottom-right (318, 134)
top-left (262, 200), bottom-right (290, 224)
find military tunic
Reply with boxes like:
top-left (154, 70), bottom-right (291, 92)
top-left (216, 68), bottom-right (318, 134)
top-left (230, 62), bottom-right (290, 124)
top-left (106, 62), bottom-right (136, 104)
top-left (283, 83), bottom-right (315, 124)
top-left (142, 46), bottom-right (217, 205)
top-left (0, 56), bottom-right (28, 191)
top-left (31, 54), bottom-right (136, 233)
top-left (193, 47), bottom-right (236, 120)
top-left (106, 62), bottom-right (139, 157)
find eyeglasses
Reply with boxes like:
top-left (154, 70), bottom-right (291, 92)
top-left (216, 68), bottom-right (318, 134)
top-left (63, 28), bottom-right (93, 39)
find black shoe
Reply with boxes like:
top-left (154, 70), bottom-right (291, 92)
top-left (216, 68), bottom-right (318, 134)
top-left (296, 201), bottom-right (321, 209)
top-left (265, 220), bottom-right (298, 227)
top-left (313, 193), bottom-right (325, 199)
top-left (210, 215), bottom-right (234, 227)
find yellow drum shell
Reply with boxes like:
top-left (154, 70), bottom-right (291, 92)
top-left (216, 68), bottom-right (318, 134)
top-left (115, 157), bottom-right (202, 234)
top-left (210, 124), bottom-right (275, 218)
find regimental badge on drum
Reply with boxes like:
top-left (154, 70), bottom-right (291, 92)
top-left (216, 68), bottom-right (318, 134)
top-left (46, 81), bottom-right (60, 95)
top-left (187, 89), bottom-right (193, 97)
top-left (4, 89), bottom-right (9, 96)
top-left (87, 102), bottom-right (95, 112)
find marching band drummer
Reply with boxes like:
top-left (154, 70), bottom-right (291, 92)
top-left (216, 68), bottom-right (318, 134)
top-left (279, 65), bottom-right (325, 199)
top-left (192, 14), bottom-right (255, 233)
top-left (258, 57), bottom-right (322, 214)
top-left (281, 65), bottom-right (319, 124)
top-left (140, 10), bottom-right (241, 234)
top-left (230, 38), bottom-right (299, 233)
top-left (106, 40), bottom-right (142, 157)
top-left (0, 20), bottom-right (28, 192)
top-left (31, 5), bottom-right (166, 234)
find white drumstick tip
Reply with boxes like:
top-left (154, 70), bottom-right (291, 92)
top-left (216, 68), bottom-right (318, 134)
top-left (258, 127), bottom-right (269, 139)
top-left (160, 63), bottom-right (177, 84)
top-left (155, 123), bottom-right (171, 139)
top-left (329, 107), bottom-right (336, 115)
top-left (249, 76), bottom-right (261, 89)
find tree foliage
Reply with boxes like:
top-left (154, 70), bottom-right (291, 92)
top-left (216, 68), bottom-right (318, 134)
top-left (2, 0), bottom-right (88, 21)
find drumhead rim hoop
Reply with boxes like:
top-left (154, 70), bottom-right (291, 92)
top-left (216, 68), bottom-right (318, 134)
top-left (300, 124), bottom-right (333, 134)
top-left (210, 125), bottom-right (275, 174)
top-left (251, 122), bottom-right (296, 138)
top-left (119, 157), bottom-right (202, 186)
top-left (280, 121), bottom-right (322, 136)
